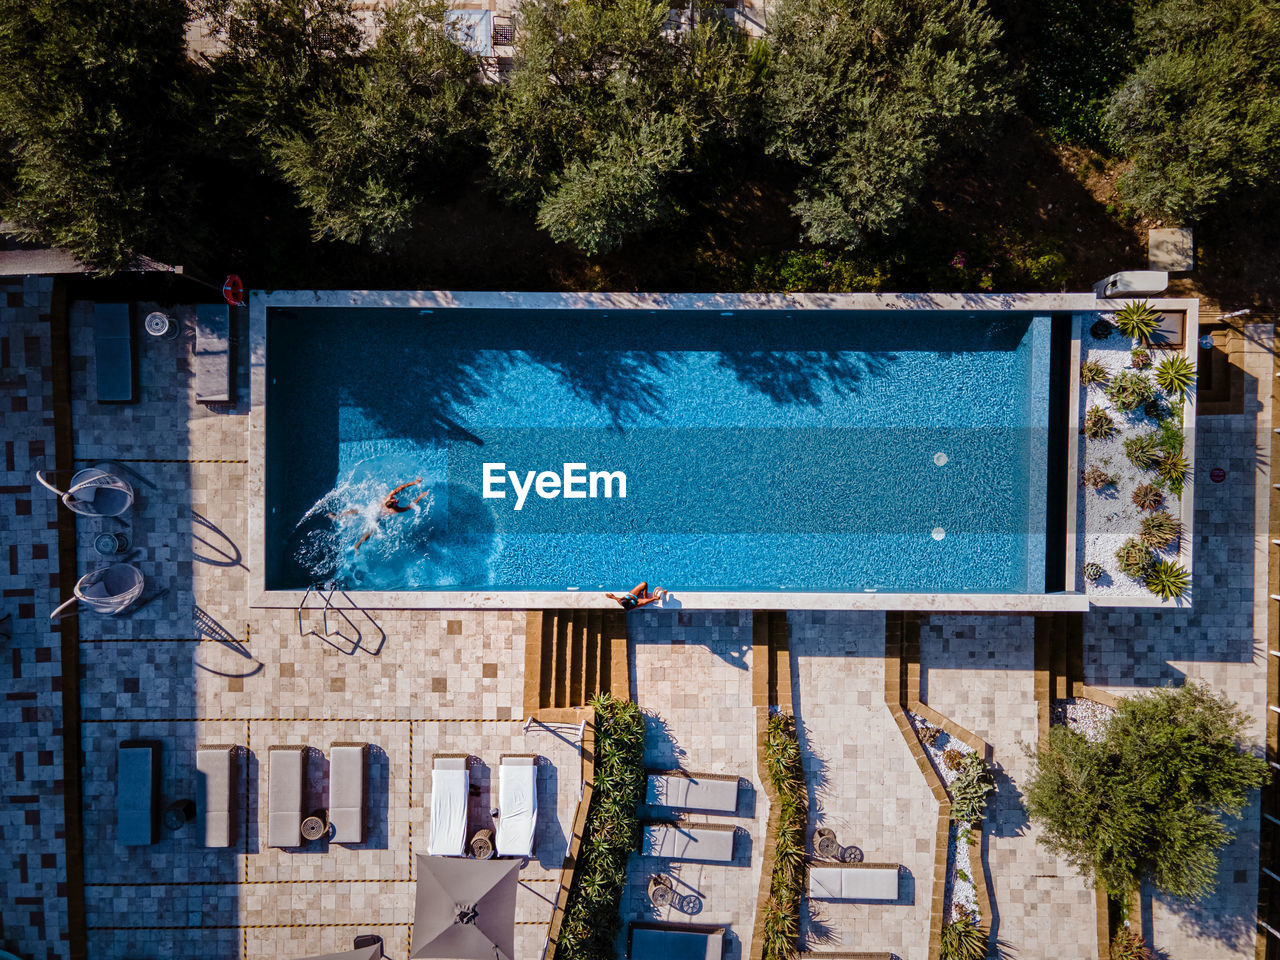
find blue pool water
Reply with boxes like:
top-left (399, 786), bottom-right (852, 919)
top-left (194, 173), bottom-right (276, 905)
top-left (266, 308), bottom-right (1052, 593)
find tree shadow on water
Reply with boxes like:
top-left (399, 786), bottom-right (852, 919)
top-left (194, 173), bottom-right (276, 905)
top-left (715, 350), bottom-right (898, 405)
top-left (521, 348), bottom-right (676, 428)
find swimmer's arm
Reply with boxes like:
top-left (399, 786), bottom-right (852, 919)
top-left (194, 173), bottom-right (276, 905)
top-left (388, 478), bottom-right (422, 496)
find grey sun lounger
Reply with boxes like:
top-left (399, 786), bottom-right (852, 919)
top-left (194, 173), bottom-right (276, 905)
top-left (642, 821), bottom-right (737, 863)
top-left (628, 922), bottom-right (726, 960)
top-left (94, 303), bottom-right (135, 403)
top-left (117, 740), bottom-right (160, 846)
top-left (808, 862), bottom-right (901, 902)
top-left (268, 745), bottom-right (306, 848)
top-left (329, 742), bottom-right (367, 844)
top-left (646, 769), bottom-right (740, 814)
top-left (194, 303), bottom-right (231, 403)
top-left (196, 744), bottom-right (236, 848)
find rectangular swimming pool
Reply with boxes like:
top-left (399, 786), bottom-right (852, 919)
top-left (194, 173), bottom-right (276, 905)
top-left (265, 307), bottom-right (1053, 594)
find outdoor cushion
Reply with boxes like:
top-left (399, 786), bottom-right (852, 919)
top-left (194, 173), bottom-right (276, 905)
top-left (428, 757), bottom-right (469, 856)
top-left (93, 303), bottom-right (134, 403)
top-left (268, 746), bottom-right (305, 848)
top-left (646, 771), bottom-right (740, 814)
top-left (117, 742), bottom-right (158, 846)
top-left (196, 744), bottom-right (235, 848)
top-left (808, 864), bottom-right (899, 901)
top-left (329, 743), bottom-right (366, 844)
top-left (629, 924), bottom-right (724, 960)
top-left (194, 303), bottom-right (231, 403)
top-left (643, 822), bottom-right (736, 862)
top-left (496, 756), bottom-right (537, 857)
top-left (81, 580), bottom-right (109, 599)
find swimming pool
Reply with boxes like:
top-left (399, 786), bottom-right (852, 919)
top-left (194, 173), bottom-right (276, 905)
top-left (265, 307), bottom-right (1053, 593)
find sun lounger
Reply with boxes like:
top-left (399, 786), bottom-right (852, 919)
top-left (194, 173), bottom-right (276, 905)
top-left (194, 303), bottom-right (231, 403)
top-left (628, 922), bottom-right (725, 960)
top-left (428, 754), bottom-right (470, 856)
top-left (196, 744), bottom-right (236, 848)
top-left (496, 754), bottom-right (537, 857)
top-left (329, 742), bottom-right (366, 844)
top-left (645, 769), bottom-right (740, 814)
top-left (642, 821), bottom-right (737, 863)
top-left (268, 745), bottom-right (306, 848)
top-left (94, 303), bottom-right (135, 403)
top-left (117, 740), bottom-right (160, 846)
top-left (808, 862), bottom-right (900, 902)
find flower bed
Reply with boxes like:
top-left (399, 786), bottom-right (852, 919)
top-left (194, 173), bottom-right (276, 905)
top-left (761, 711), bottom-right (807, 960)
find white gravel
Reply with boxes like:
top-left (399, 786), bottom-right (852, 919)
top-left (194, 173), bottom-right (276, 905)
top-left (908, 712), bottom-right (975, 786)
top-left (1077, 314), bottom-right (1186, 599)
top-left (1050, 697), bottom-right (1115, 743)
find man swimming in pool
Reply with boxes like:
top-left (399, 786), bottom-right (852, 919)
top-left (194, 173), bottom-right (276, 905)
top-left (606, 582), bottom-right (666, 610)
top-left (331, 478), bottom-right (430, 552)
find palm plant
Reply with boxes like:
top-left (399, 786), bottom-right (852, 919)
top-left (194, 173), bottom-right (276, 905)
top-left (1111, 927), bottom-right (1154, 960)
top-left (1140, 512), bottom-right (1182, 549)
top-left (1146, 559), bottom-right (1190, 599)
top-left (1123, 433), bottom-right (1161, 470)
top-left (1132, 483), bottom-right (1164, 511)
top-left (1080, 359), bottom-right (1109, 385)
top-left (1116, 537), bottom-right (1154, 578)
top-left (1113, 300), bottom-right (1160, 344)
top-left (763, 711), bottom-right (807, 960)
top-left (1084, 406), bottom-right (1116, 440)
top-left (940, 915), bottom-right (989, 960)
top-left (1106, 371), bottom-right (1156, 412)
top-left (1155, 354), bottom-right (1196, 398)
top-left (1158, 450), bottom-right (1189, 492)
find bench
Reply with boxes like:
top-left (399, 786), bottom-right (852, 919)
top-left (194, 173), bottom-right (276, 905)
top-left (646, 769), bottom-right (740, 814)
top-left (628, 922), bottom-right (725, 960)
top-left (268, 745), bottom-right (306, 848)
top-left (194, 303), bottom-right (231, 403)
top-left (329, 742), bottom-right (366, 844)
top-left (94, 304), bottom-right (135, 403)
top-left (196, 744), bottom-right (236, 848)
top-left (117, 740), bottom-right (159, 846)
top-left (808, 862), bottom-right (900, 902)
top-left (642, 821), bottom-right (737, 863)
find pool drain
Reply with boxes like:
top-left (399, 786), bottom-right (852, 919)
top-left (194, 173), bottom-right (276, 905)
top-left (931, 527), bottom-right (945, 540)
top-left (933, 452), bottom-right (949, 466)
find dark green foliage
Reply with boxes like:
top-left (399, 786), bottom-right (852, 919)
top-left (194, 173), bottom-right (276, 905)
top-left (1140, 512), bottom-right (1182, 549)
top-left (1124, 433), bottom-right (1161, 471)
top-left (1080, 359), bottom-right (1109, 385)
top-left (1107, 371), bottom-right (1155, 412)
top-left (1091, 318), bottom-right (1115, 340)
top-left (557, 693), bottom-right (645, 960)
top-left (272, 0), bottom-right (482, 251)
top-left (1084, 406), bottom-right (1117, 440)
top-left (1113, 301), bottom-right (1160, 344)
top-left (0, 0), bottom-right (193, 271)
top-left (1105, 0), bottom-right (1280, 220)
top-left (1155, 354), bottom-right (1196, 398)
top-left (763, 0), bottom-right (1011, 248)
top-left (1025, 683), bottom-right (1267, 899)
top-left (1145, 558), bottom-right (1190, 599)
top-left (940, 914), bottom-right (988, 960)
top-left (1083, 561), bottom-right (1105, 583)
top-left (1132, 483), bottom-right (1164, 511)
top-left (1116, 537), bottom-right (1154, 577)
top-left (950, 752), bottom-right (996, 824)
top-left (762, 712), bottom-right (806, 960)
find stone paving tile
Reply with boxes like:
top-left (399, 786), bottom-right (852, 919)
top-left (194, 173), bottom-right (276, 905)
top-left (791, 611), bottom-right (936, 960)
top-left (0, 276), bottom-right (72, 960)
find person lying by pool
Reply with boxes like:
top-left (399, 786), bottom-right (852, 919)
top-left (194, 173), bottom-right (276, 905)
top-left (606, 582), bottom-right (665, 610)
top-left (330, 478), bottom-right (430, 552)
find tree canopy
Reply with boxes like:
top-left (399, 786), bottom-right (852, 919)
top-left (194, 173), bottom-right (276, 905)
top-left (1025, 683), bottom-right (1267, 900)
top-left (1105, 0), bottom-right (1280, 220)
top-left (763, 0), bottom-right (1012, 248)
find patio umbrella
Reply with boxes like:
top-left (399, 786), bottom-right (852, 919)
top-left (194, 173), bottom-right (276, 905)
top-left (292, 946), bottom-right (382, 960)
top-left (411, 854), bottom-right (520, 960)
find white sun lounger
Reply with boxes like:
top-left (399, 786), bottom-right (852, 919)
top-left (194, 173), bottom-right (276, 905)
top-left (268, 745), bottom-right (306, 848)
top-left (642, 821), bottom-right (737, 863)
top-left (496, 755), bottom-right (538, 857)
top-left (645, 769), bottom-right (740, 814)
top-left (428, 754), bottom-right (469, 856)
top-left (808, 862), bottom-right (900, 901)
top-left (329, 742), bottom-right (366, 844)
top-left (196, 744), bottom-right (236, 848)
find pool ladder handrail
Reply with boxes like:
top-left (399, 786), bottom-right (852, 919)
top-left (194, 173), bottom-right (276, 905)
top-left (297, 581), bottom-right (349, 641)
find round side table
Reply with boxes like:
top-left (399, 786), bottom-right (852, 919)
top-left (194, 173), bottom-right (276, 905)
top-left (814, 827), bottom-right (839, 859)
top-left (471, 828), bottom-right (495, 860)
top-left (301, 814), bottom-right (328, 841)
top-left (163, 800), bottom-right (196, 831)
top-left (648, 875), bottom-right (674, 908)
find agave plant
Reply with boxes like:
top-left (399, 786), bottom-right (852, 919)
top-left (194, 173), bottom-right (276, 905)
top-left (1082, 465), bottom-right (1118, 489)
top-left (1116, 537), bottom-right (1154, 578)
top-left (1146, 559), bottom-right (1190, 599)
top-left (1140, 512), bottom-right (1182, 549)
top-left (950, 752), bottom-right (995, 823)
top-left (1113, 300), bottom-right (1160, 344)
top-left (1111, 927), bottom-right (1154, 960)
top-left (940, 915), bottom-right (989, 960)
top-left (1083, 561), bottom-right (1104, 583)
top-left (1106, 370), bottom-right (1156, 412)
top-left (1155, 353), bottom-right (1196, 398)
top-left (1132, 483), bottom-right (1164, 511)
top-left (1084, 406), bottom-right (1116, 440)
top-left (1080, 359), bottom-right (1109, 385)
top-left (1158, 449), bottom-right (1189, 491)
top-left (1123, 433), bottom-right (1161, 470)
top-left (1130, 349), bottom-right (1151, 369)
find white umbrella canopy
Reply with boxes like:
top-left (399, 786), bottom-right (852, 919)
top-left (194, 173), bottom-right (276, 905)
top-left (411, 855), bottom-right (520, 960)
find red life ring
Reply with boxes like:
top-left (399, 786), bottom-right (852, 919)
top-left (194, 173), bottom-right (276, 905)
top-left (222, 274), bottom-right (245, 306)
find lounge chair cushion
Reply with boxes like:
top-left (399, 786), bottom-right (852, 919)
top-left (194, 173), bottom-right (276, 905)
top-left (196, 745), bottom-right (235, 848)
top-left (643, 823), bottom-right (736, 862)
top-left (646, 772), bottom-right (739, 814)
top-left (630, 925), bottom-right (724, 960)
top-left (82, 580), bottom-right (109, 599)
top-left (808, 864), bottom-right (899, 901)
top-left (428, 761), bottom-right (469, 856)
top-left (329, 744), bottom-right (365, 844)
top-left (117, 743), bottom-right (157, 846)
top-left (268, 747), bottom-right (305, 848)
top-left (496, 756), bottom-right (537, 857)
top-left (93, 303), bottom-right (134, 403)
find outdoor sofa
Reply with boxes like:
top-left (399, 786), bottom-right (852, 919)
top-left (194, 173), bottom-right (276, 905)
top-left (329, 741), bottom-right (367, 844)
top-left (495, 754), bottom-right (538, 857)
top-left (642, 821), bottom-right (737, 863)
top-left (645, 769), bottom-right (740, 814)
top-left (196, 743), bottom-right (236, 848)
top-left (428, 754), bottom-right (470, 856)
top-left (807, 861), bottom-right (901, 902)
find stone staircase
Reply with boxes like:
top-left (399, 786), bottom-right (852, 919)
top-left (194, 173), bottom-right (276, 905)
top-left (751, 611), bottom-right (791, 709)
top-left (1034, 612), bottom-right (1085, 742)
top-left (523, 609), bottom-right (630, 721)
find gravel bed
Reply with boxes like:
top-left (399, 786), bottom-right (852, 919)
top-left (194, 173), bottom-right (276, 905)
top-left (1050, 697), bottom-right (1115, 743)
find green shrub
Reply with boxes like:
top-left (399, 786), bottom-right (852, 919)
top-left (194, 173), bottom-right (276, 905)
top-left (1083, 561), bottom-right (1105, 583)
top-left (1146, 559), bottom-right (1190, 599)
top-left (950, 752), bottom-right (996, 824)
top-left (1116, 538), bottom-right (1154, 577)
top-left (1084, 406), bottom-right (1117, 440)
top-left (1106, 371), bottom-right (1156, 412)
top-left (1080, 359), bottom-right (1109, 385)
top-left (558, 693), bottom-right (646, 960)
top-left (1132, 483), bottom-right (1164, 512)
top-left (1082, 465), bottom-right (1118, 489)
top-left (940, 914), bottom-right (989, 960)
top-left (750, 249), bottom-right (890, 293)
top-left (1123, 433), bottom-right (1161, 470)
top-left (1113, 301), bottom-right (1160, 344)
top-left (762, 712), bottom-right (807, 960)
top-left (1111, 927), bottom-right (1153, 960)
top-left (1155, 354), bottom-right (1196, 398)
top-left (1091, 318), bottom-right (1114, 339)
top-left (1158, 450), bottom-right (1189, 493)
top-left (1130, 349), bottom-right (1151, 369)
top-left (1140, 512), bottom-right (1182, 549)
